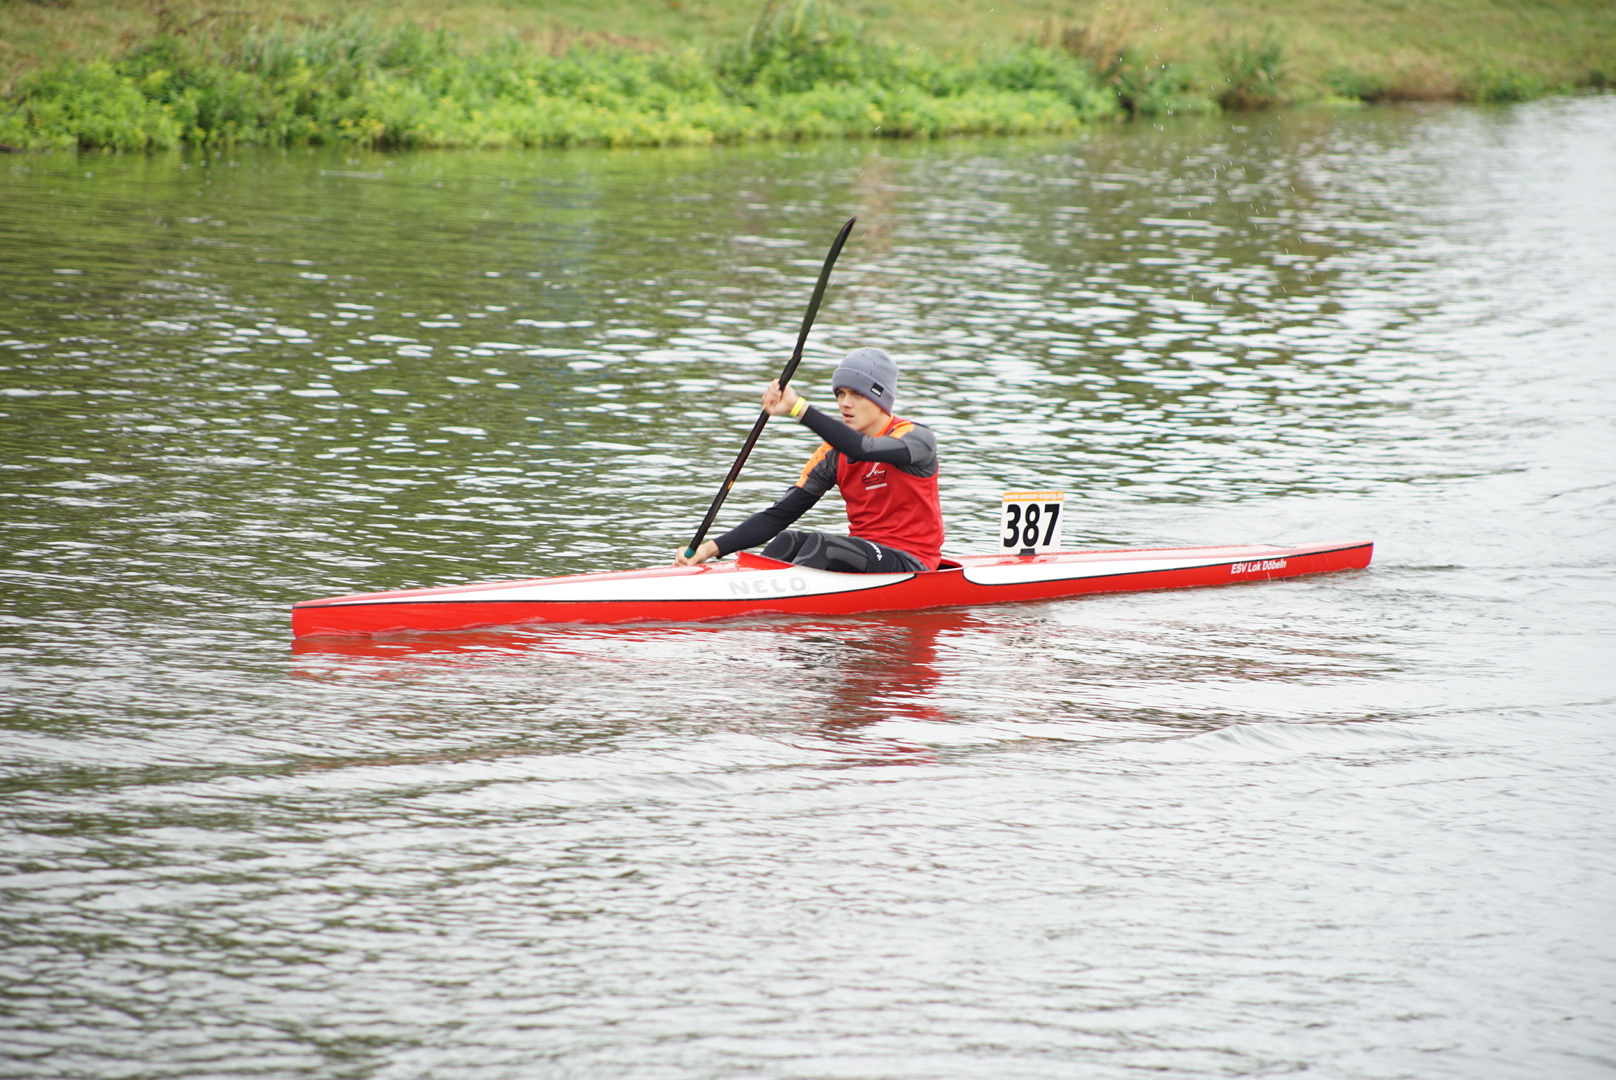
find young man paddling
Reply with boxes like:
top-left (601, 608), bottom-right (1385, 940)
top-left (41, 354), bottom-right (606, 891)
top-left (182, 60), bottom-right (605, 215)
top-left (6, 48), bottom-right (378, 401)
top-left (674, 347), bottom-right (944, 573)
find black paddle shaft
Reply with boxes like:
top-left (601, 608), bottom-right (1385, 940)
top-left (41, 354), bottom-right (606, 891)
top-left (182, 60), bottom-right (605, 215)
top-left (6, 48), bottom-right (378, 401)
top-left (683, 216), bottom-right (857, 558)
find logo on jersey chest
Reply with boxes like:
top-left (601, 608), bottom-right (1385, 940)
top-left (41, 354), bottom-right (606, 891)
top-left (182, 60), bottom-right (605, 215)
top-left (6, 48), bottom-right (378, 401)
top-left (859, 464), bottom-right (888, 491)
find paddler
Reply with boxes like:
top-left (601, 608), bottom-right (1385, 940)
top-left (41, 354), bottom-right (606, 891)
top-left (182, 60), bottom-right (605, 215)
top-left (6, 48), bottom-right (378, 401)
top-left (674, 347), bottom-right (944, 573)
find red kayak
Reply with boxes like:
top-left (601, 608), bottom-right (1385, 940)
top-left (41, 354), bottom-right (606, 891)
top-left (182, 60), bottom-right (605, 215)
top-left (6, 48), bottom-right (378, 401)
top-left (291, 539), bottom-right (1372, 638)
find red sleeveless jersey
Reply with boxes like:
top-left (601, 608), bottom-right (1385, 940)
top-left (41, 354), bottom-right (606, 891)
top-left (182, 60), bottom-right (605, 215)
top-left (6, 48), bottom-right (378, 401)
top-left (798, 414), bottom-right (944, 569)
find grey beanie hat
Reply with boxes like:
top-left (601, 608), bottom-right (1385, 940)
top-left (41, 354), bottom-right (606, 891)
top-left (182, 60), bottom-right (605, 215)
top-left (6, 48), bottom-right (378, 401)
top-left (831, 347), bottom-right (898, 414)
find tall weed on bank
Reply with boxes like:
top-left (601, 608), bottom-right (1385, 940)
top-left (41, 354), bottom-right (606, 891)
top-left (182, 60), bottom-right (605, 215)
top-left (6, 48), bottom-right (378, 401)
top-left (1216, 32), bottom-right (1285, 110)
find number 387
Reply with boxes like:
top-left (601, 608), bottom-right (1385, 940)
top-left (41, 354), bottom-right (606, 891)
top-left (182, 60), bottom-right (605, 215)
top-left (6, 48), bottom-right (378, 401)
top-left (1002, 501), bottom-right (1061, 549)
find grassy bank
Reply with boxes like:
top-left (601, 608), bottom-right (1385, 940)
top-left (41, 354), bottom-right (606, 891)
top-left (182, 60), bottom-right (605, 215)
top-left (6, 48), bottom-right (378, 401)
top-left (1, 0), bottom-right (1610, 151)
top-left (0, 7), bottom-right (1117, 151)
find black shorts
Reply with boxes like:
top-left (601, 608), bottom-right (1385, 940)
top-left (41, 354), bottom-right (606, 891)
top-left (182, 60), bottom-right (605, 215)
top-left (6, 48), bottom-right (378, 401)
top-left (760, 530), bottom-right (926, 574)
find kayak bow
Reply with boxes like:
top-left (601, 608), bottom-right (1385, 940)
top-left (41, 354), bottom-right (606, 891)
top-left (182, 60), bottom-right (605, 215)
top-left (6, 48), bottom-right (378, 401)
top-left (291, 539), bottom-right (1372, 638)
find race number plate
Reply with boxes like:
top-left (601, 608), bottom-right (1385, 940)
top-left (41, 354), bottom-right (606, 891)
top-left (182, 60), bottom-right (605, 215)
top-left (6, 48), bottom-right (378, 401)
top-left (999, 491), bottom-right (1065, 554)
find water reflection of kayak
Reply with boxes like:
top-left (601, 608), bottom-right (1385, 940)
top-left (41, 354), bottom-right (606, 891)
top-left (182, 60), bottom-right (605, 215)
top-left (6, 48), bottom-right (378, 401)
top-left (291, 540), bottom-right (1372, 638)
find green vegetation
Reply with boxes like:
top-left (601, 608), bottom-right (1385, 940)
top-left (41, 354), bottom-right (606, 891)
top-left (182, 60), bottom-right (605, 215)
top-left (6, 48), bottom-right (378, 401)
top-left (1, 0), bottom-right (1610, 151)
top-left (2, 2), bottom-right (1119, 150)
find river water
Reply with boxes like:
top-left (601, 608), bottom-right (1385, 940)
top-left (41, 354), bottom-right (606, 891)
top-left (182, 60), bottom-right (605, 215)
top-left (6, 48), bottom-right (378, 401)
top-left (2, 96), bottom-right (1613, 1078)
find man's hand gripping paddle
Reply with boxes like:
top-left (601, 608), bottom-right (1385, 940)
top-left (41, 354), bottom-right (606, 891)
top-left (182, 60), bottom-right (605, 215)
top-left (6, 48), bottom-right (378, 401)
top-left (683, 216), bottom-right (857, 561)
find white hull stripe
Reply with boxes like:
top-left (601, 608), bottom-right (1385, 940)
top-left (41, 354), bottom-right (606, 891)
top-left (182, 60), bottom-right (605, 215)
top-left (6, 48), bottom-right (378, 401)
top-left (963, 554), bottom-right (1241, 586)
top-left (329, 567), bottom-right (916, 606)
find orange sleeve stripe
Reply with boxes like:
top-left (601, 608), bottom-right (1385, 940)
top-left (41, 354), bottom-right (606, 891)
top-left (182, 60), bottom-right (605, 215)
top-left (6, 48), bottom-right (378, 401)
top-left (797, 442), bottom-right (832, 487)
